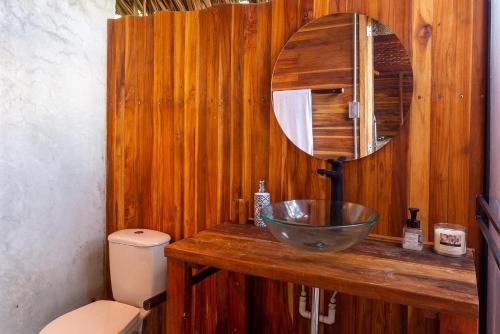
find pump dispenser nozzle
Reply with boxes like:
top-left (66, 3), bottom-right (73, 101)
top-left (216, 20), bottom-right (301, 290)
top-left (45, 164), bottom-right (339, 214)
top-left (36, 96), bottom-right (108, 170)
top-left (407, 208), bottom-right (420, 229)
top-left (258, 180), bottom-right (266, 193)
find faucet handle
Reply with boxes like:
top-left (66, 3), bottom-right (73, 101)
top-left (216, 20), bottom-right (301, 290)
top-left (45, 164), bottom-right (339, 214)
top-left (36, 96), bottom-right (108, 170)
top-left (317, 168), bottom-right (338, 178)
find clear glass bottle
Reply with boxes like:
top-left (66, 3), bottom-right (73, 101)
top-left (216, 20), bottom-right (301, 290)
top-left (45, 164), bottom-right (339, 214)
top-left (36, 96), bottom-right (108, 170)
top-left (402, 208), bottom-right (424, 251)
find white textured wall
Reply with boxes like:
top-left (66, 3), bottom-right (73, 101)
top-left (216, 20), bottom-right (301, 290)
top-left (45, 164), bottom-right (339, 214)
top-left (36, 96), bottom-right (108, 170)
top-left (0, 1), bottom-right (114, 333)
top-left (489, 1), bottom-right (500, 333)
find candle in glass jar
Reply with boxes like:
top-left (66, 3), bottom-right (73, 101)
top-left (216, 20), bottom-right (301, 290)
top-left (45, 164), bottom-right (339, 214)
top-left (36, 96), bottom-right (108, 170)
top-left (433, 223), bottom-right (467, 257)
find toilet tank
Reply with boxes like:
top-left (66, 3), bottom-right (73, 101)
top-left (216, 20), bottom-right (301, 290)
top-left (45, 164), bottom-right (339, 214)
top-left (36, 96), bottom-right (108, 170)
top-left (108, 229), bottom-right (171, 308)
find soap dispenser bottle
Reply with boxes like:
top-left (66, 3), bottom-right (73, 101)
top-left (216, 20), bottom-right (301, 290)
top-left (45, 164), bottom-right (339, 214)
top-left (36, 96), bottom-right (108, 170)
top-left (402, 208), bottom-right (424, 251)
top-left (254, 180), bottom-right (270, 228)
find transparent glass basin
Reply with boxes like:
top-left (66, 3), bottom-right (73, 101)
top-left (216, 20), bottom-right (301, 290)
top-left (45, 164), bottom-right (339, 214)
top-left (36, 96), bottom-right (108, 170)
top-left (260, 200), bottom-right (379, 252)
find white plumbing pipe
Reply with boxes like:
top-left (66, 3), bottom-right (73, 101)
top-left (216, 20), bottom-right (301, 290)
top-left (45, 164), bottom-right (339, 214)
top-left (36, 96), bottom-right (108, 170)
top-left (299, 286), bottom-right (337, 326)
top-left (310, 287), bottom-right (320, 334)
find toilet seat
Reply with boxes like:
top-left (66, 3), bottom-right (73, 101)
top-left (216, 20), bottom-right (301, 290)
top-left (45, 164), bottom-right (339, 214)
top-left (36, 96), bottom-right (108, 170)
top-left (40, 300), bottom-right (140, 334)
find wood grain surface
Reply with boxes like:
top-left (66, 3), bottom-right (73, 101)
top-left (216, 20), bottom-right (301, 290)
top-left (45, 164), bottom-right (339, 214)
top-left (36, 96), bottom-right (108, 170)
top-left (106, 0), bottom-right (486, 333)
top-left (165, 223), bottom-right (478, 317)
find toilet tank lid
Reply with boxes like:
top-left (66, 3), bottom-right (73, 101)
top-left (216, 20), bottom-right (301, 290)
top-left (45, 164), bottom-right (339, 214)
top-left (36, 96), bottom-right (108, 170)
top-left (108, 229), bottom-right (171, 247)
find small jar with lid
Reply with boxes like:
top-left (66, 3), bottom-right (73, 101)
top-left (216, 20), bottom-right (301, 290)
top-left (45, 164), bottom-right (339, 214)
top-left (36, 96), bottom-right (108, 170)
top-left (433, 223), bottom-right (467, 257)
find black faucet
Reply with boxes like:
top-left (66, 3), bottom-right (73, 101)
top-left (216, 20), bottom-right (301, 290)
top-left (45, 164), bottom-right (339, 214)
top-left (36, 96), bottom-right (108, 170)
top-left (317, 157), bottom-right (346, 225)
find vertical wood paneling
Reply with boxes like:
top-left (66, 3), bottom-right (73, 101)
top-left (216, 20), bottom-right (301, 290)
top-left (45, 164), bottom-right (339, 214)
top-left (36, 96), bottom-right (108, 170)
top-left (152, 12), bottom-right (173, 237)
top-left (106, 18), bottom-right (126, 295)
top-left (467, 0), bottom-right (487, 261)
top-left (106, 0), bottom-right (486, 333)
top-left (268, 0), bottom-right (300, 204)
top-left (446, 0), bottom-right (471, 228)
top-left (409, 0), bottom-right (432, 241)
top-left (123, 17), bottom-right (140, 229)
top-left (172, 12), bottom-right (186, 242)
top-left (136, 17), bottom-right (154, 230)
top-left (183, 10), bottom-right (200, 238)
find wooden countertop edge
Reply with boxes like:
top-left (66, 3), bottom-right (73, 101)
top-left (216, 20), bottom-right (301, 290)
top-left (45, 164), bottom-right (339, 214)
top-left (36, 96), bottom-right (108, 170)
top-left (164, 246), bottom-right (479, 318)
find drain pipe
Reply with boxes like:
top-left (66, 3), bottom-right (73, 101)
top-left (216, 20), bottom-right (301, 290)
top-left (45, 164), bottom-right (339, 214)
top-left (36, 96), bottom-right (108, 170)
top-left (310, 287), bottom-right (320, 334)
top-left (299, 286), bottom-right (337, 326)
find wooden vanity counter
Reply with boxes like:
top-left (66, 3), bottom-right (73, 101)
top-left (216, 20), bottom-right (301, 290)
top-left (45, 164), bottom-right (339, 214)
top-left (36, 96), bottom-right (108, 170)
top-left (164, 223), bottom-right (478, 333)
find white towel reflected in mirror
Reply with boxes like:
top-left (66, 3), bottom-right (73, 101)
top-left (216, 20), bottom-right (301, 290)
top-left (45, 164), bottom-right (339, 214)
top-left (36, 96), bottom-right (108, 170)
top-left (272, 89), bottom-right (314, 155)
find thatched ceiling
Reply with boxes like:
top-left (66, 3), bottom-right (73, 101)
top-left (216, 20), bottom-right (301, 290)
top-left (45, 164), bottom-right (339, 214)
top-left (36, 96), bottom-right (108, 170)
top-left (116, 0), bottom-right (268, 15)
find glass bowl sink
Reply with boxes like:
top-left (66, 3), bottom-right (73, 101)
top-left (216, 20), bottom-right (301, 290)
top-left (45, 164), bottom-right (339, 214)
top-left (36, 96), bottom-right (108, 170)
top-left (260, 200), bottom-right (379, 252)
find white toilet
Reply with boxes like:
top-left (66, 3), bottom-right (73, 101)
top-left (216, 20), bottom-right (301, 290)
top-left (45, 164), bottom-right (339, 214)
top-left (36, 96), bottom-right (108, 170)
top-left (40, 229), bottom-right (171, 334)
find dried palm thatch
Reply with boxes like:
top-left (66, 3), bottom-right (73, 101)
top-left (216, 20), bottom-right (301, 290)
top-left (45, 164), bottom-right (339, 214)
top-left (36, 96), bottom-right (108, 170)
top-left (116, 0), bottom-right (268, 15)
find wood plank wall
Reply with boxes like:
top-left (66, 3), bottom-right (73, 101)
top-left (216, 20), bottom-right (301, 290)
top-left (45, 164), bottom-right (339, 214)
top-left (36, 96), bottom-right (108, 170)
top-left (106, 0), bottom-right (486, 333)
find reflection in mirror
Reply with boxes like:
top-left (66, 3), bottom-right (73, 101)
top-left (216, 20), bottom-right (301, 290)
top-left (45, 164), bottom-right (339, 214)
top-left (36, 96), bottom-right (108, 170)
top-left (271, 13), bottom-right (413, 161)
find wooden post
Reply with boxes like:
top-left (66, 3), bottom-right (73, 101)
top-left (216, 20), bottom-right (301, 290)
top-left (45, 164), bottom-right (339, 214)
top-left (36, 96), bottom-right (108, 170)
top-left (439, 314), bottom-right (478, 334)
top-left (229, 198), bottom-right (249, 333)
top-left (166, 258), bottom-right (192, 333)
top-left (233, 199), bottom-right (249, 225)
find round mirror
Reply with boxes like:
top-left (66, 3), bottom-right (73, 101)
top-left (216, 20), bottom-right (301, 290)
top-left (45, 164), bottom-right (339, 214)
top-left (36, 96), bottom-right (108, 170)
top-left (271, 13), bottom-right (413, 161)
